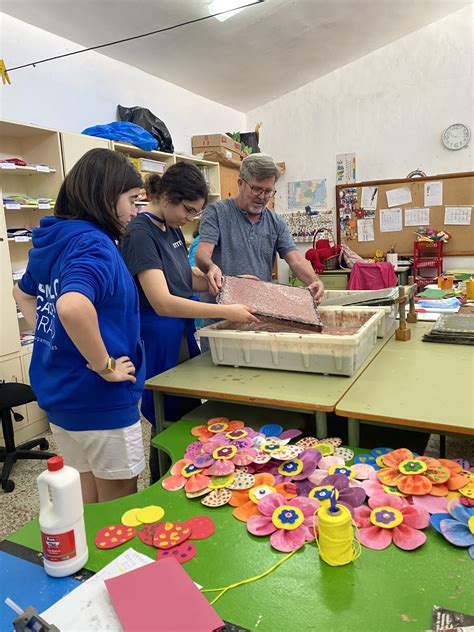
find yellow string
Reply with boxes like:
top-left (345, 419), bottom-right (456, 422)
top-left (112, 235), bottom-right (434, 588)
top-left (202, 550), bottom-right (296, 605)
top-left (313, 505), bottom-right (361, 566)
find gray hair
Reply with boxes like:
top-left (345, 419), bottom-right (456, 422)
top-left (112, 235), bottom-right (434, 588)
top-left (239, 153), bottom-right (280, 182)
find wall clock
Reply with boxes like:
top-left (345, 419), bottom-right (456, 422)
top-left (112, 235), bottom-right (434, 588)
top-left (442, 123), bottom-right (471, 150)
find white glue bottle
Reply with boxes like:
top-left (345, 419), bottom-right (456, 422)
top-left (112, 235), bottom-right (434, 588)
top-left (37, 455), bottom-right (88, 577)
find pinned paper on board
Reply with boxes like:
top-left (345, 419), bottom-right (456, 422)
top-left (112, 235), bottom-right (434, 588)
top-left (336, 153), bottom-right (356, 184)
top-left (361, 186), bottom-right (378, 211)
top-left (357, 219), bottom-right (375, 242)
top-left (380, 207), bottom-right (402, 232)
top-left (444, 206), bottom-right (472, 225)
top-left (424, 181), bottom-right (443, 206)
top-left (405, 208), bottom-right (430, 226)
top-left (386, 187), bottom-right (412, 208)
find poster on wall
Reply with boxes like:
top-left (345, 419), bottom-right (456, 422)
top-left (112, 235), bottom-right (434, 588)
top-left (336, 153), bottom-right (356, 184)
top-left (287, 179), bottom-right (327, 212)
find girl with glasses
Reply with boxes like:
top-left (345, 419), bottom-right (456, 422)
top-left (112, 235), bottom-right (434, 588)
top-left (120, 162), bottom-right (257, 479)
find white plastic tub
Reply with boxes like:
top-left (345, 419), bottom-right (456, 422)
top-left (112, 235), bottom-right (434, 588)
top-left (322, 290), bottom-right (397, 338)
top-left (197, 308), bottom-right (385, 376)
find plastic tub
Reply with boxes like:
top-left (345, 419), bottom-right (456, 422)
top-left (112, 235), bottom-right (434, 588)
top-left (197, 308), bottom-right (385, 376)
top-left (322, 290), bottom-right (397, 338)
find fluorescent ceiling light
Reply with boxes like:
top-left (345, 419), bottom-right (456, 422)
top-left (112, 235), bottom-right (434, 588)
top-left (209, 0), bottom-right (258, 22)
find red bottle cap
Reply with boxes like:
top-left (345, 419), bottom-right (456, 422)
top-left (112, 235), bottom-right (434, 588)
top-left (47, 456), bottom-right (64, 471)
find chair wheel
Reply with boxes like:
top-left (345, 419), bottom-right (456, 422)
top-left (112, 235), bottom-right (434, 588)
top-left (39, 439), bottom-right (49, 450)
top-left (2, 479), bottom-right (15, 492)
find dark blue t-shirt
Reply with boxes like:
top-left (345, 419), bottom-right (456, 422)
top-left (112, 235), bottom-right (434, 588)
top-left (120, 214), bottom-right (193, 309)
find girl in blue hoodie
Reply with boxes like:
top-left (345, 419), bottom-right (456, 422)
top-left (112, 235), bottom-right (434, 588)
top-left (13, 149), bottom-right (145, 503)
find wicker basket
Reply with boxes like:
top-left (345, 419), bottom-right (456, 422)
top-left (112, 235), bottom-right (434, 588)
top-left (311, 228), bottom-right (339, 270)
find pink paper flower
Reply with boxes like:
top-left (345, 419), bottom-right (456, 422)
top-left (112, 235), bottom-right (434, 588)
top-left (354, 493), bottom-right (430, 551)
top-left (247, 493), bottom-right (319, 552)
top-left (161, 458), bottom-right (210, 493)
top-left (191, 439), bottom-right (257, 476)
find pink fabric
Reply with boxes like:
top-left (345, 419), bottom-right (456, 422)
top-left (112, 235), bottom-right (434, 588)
top-left (347, 262), bottom-right (398, 290)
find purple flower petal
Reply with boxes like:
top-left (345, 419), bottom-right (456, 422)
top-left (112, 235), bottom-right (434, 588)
top-left (440, 519), bottom-right (474, 547)
top-left (279, 428), bottom-right (303, 441)
top-left (339, 486), bottom-right (366, 508)
top-left (295, 480), bottom-right (314, 496)
top-left (297, 448), bottom-right (322, 479)
top-left (320, 473), bottom-right (350, 491)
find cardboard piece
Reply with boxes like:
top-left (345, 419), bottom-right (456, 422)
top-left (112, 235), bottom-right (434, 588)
top-left (156, 541), bottom-right (197, 564)
top-left (192, 134), bottom-right (241, 153)
top-left (105, 558), bottom-right (225, 632)
top-left (95, 525), bottom-right (136, 549)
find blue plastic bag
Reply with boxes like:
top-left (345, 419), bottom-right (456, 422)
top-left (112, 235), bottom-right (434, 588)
top-left (82, 121), bottom-right (158, 151)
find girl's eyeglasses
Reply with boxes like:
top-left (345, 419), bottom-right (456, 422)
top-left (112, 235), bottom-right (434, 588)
top-left (182, 202), bottom-right (203, 218)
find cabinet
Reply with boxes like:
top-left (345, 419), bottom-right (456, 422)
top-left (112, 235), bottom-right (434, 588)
top-left (61, 131), bottom-right (110, 174)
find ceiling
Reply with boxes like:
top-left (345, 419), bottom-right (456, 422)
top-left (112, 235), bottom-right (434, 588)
top-left (2, 0), bottom-right (471, 111)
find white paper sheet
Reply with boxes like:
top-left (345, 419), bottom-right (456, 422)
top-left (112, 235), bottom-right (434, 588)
top-left (40, 548), bottom-right (154, 632)
top-left (386, 187), bottom-right (412, 207)
top-left (357, 218), bottom-right (375, 242)
top-left (380, 207), bottom-right (403, 232)
top-left (405, 207), bottom-right (430, 226)
top-left (444, 206), bottom-right (472, 225)
top-left (424, 181), bottom-right (443, 206)
top-left (361, 186), bottom-right (378, 210)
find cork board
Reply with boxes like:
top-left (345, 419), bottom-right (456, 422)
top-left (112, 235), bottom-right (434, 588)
top-left (336, 171), bottom-right (474, 257)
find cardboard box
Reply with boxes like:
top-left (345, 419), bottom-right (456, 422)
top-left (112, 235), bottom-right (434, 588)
top-left (192, 134), bottom-right (241, 154)
top-left (196, 147), bottom-right (241, 165)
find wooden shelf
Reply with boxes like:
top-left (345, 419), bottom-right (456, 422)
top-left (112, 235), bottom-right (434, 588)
top-left (0, 165), bottom-right (56, 175)
top-left (3, 204), bottom-right (52, 210)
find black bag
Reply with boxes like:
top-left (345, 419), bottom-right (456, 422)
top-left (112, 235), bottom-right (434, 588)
top-left (117, 105), bottom-right (174, 153)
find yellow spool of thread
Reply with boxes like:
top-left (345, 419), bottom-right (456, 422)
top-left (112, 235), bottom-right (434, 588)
top-left (316, 503), bottom-right (361, 567)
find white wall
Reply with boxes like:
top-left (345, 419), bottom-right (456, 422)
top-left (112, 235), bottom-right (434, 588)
top-left (246, 6), bottom-right (474, 279)
top-left (0, 13), bottom-right (245, 153)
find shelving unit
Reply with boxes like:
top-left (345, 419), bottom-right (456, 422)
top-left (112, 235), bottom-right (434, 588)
top-left (413, 240), bottom-right (443, 288)
top-left (111, 141), bottom-right (221, 244)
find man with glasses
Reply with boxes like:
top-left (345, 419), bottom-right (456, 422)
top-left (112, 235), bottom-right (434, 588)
top-left (196, 153), bottom-right (324, 310)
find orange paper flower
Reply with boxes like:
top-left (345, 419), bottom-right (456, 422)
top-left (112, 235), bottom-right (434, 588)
top-left (377, 449), bottom-right (469, 497)
top-left (229, 472), bottom-right (297, 522)
top-left (191, 418), bottom-right (245, 443)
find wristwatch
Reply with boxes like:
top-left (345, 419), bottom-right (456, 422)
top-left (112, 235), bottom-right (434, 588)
top-left (95, 356), bottom-right (116, 375)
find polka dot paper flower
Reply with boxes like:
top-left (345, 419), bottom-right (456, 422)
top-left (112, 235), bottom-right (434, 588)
top-left (376, 449), bottom-right (470, 497)
top-left (354, 493), bottom-right (430, 551)
top-left (247, 493), bottom-right (319, 552)
top-left (362, 469), bottom-right (449, 514)
top-left (161, 459), bottom-right (210, 494)
top-left (229, 473), bottom-right (297, 522)
top-left (191, 417), bottom-right (245, 443)
top-left (430, 499), bottom-right (474, 559)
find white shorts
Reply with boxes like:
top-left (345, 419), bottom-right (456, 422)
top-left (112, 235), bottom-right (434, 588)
top-left (49, 421), bottom-right (145, 480)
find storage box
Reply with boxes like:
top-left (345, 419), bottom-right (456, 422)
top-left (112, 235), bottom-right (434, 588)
top-left (128, 156), bottom-right (166, 174)
top-left (192, 134), bottom-right (241, 153)
top-left (197, 307), bottom-right (385, 376)
top-left (322, 291), bottom-right (397, 338)
top-left (197, 147), bottom-right (241, 165)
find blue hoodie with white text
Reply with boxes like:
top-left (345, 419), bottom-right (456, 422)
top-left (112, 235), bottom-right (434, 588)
top-left (19, 216), bottom-right (145, 430)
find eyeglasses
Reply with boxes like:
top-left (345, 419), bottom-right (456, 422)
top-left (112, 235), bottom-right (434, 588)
top-left (182, 202), bottom-right (203, 218)
top-left (242, 178), bottom-right (276, 198)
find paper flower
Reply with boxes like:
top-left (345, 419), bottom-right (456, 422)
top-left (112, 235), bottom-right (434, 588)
top-left (362, 469), bottom-right (448, 514)
top-left (191, 417), bottom-right (245, 443)
top-left (229, 473), bottom-right (297, 521)
top-left (296, 473), bottom-right (366, 513)
top-left (211, 426), bottom-right (263, 448)
top-left (430, 499), bottom-right (474, 559)
top-left (353, 447), bottom-right (393, 470)
top-left (190, 440), bottom-right (257, 476)
top-left (162, 459), bottom-right (210, 493)
top-left (247, 493), bottom-right (319, 552)
top-left (354, 493), bottom-right (430, 551)
top-left (308, 456), bottom-right (364, 489)
top-left (377, 449), bottom-right (469, 497)
top-left (264, 448), bottom-right (321, 484)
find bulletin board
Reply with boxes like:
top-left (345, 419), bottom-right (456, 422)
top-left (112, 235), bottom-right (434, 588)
top-left (336, 171), bottom-right (474, 257)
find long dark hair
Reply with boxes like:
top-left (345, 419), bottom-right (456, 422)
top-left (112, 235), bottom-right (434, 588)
top-left (54, 148), bottom-right (142, 238)
top-left (145, 162), bottom-right (208, 206)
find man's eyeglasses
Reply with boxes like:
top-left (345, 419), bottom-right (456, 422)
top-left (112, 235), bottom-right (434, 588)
top-left (182, 202), bottom-right (203, 218)
top-left (242, 178), bottom-right (276, 198)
